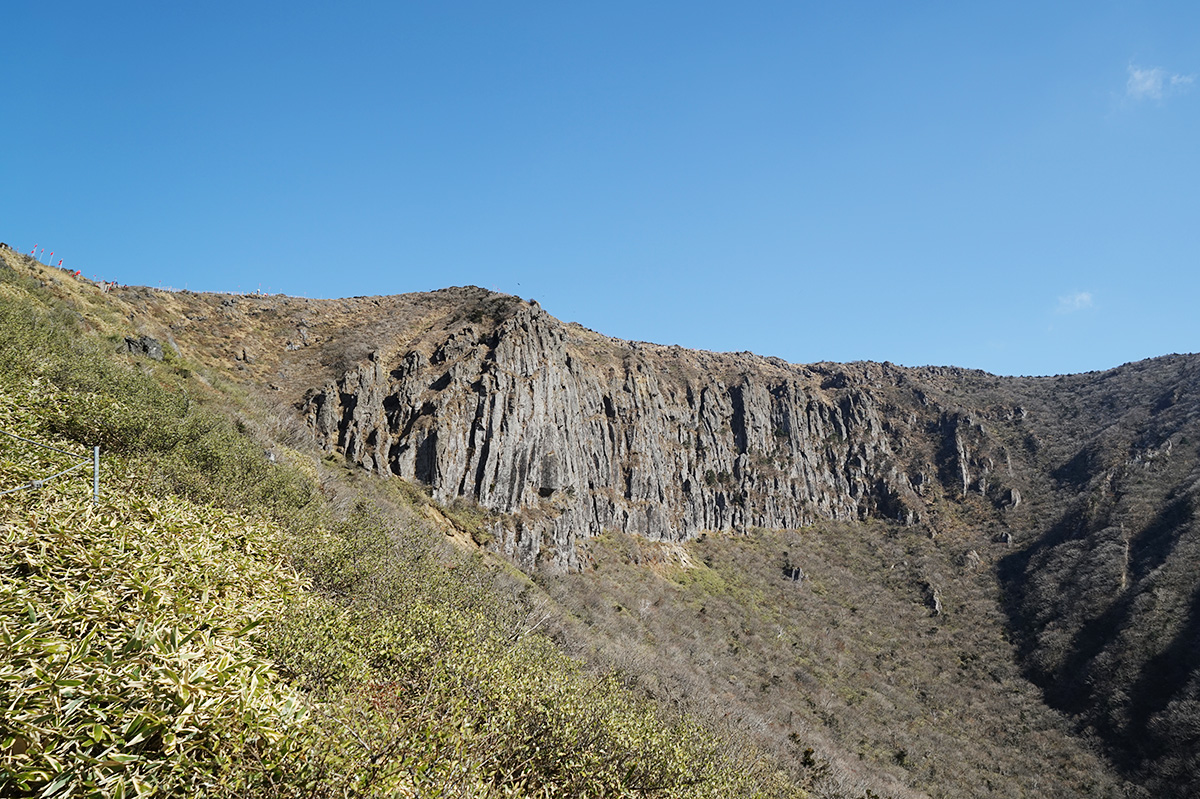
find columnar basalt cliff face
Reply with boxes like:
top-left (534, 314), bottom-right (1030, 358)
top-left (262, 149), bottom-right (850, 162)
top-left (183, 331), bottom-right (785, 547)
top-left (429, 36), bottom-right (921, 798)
top-left (14, 244), bottom-right (1196, 797)
top-left (129, 281), bottom-right (1199, 795)
top-left (299, 300), bottom-right (1021, 568)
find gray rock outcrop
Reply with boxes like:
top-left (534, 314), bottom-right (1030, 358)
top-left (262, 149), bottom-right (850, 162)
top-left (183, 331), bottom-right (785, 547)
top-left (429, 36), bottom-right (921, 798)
top-left (124, 335), bottom-right (164, 360)
top-left (301, 301), bottom-right (1020, 568)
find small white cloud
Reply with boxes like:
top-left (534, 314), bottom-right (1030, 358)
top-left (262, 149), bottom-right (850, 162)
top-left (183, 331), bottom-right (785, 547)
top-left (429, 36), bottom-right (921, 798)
top-left (1057, 291), bottom-right (1094, 314)
top-left (1127, 64), bottom-right (1195, 100)
top-left (1128, 66), bottom-right (1165, 99)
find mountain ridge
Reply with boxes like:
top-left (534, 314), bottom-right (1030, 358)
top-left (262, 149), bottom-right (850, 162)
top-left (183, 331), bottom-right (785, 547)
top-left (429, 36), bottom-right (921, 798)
top-left (142, 278), bottom-right (1200, 794)
top-left (6, 248), bottom-right (1199, 795)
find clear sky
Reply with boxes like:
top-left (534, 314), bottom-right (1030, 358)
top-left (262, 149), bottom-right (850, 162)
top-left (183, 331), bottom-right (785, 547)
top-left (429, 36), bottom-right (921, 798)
top-left (3, 2), bottom-right (1197, 377)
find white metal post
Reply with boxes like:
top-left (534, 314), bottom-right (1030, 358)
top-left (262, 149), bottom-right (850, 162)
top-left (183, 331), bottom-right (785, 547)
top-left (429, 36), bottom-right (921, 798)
top-left (93, 446), bottom-right (100, 504)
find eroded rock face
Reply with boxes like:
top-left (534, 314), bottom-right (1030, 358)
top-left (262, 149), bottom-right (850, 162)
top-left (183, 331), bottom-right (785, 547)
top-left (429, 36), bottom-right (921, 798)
top-left (300, 301), bottom-right (1019, 568)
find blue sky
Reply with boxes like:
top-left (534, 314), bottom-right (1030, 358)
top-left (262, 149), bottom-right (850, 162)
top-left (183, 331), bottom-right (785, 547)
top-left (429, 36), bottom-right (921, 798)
top-left (3, 2), bottom-right (1197, 376)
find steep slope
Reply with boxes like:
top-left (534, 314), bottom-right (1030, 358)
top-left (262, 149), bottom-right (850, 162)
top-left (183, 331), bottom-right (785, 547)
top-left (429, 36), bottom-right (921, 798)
top-left (1, 250), bottom-right (809, 799)
top-left (996, 357), bottom-right (1200, 795)
top-left (282, 290), bottom-right (1199, 795)
top-left (31, 261), bottom-right (1199, 795)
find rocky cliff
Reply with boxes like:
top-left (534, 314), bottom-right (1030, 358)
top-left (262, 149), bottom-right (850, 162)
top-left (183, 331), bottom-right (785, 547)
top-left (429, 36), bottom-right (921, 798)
top-left (16, 255), bottom-right (1196, 795)
top-left (281, 290), bottom-right (1199, 790)
top-left (297, 295), bottom-right (1025, 569)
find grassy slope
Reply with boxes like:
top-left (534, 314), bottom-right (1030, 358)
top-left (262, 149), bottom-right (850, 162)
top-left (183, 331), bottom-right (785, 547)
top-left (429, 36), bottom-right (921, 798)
top-left (0, 464), bottom-right (317, 797)
top-left (0, 251), bottom-right (804, 798)
top-left (0, 270), bottom-right (324, 796)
